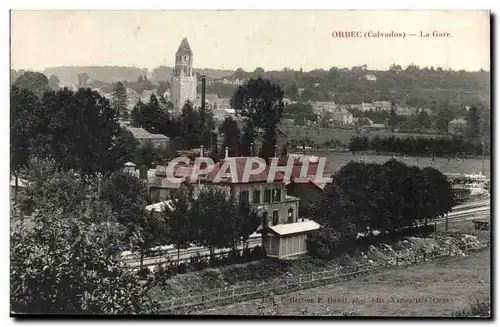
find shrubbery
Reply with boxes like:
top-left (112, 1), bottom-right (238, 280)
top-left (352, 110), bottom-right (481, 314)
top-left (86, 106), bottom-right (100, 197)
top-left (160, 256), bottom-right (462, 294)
top-left (349, 135), bottom-right (485, 156)
top-left (308, 160), bottom-right (454, 260)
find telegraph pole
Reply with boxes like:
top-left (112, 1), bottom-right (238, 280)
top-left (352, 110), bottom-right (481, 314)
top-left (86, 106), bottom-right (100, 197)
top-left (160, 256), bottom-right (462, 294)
top-left (481, 138), bottom-right (485, 176)
top-left (200, 75), bottom-right (206, 147)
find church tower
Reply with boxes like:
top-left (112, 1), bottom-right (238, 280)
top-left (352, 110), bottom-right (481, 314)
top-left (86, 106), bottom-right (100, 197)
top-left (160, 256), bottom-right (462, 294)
top-left (170, 38), bottom-right (197, 113)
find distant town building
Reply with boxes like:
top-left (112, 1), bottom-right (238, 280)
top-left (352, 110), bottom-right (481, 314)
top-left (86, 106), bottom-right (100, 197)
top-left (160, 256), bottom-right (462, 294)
top-left (365, 74), bottom-right (377, 81)
top-left (331, 108), bottom-right (354, 125)
top-left (170, 38), bottom-right (197, 114)
top-left (361, 101), bottom-right (392, 112)
top-left (448, 118), bottom-right (468, 135)
top-left (123, 124), bottom-right (170, 147)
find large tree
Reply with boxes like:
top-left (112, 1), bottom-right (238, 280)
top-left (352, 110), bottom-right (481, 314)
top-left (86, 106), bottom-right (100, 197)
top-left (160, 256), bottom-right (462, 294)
top-left (232, 78), bottom-right (284, 159)
top-left (178, 101), bottom-right (202, 149)
top-left (112, 81), bottom-right (129, 119)
top-left (10, 86), bottom-right (39, 202)
top-left (27, 87), bottom-right (130, 175)
top-left (13, 71), bottom-right (50, 98)
top-left (99, 171), bottom-right (165, 269)
top-left (219, 117), bottom-right (241, 157)
top-left (11, 160), bottom-right (158, 314)
top-left (467, 106), bottom-right (481, 137)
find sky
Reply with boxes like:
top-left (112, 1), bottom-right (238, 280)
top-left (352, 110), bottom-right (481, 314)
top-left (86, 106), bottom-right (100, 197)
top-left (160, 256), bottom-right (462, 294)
top-left (10, 10), bottom-right (490, 72)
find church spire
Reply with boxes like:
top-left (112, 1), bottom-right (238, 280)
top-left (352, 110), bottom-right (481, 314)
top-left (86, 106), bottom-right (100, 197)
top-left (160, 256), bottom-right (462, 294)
top-left (176, 38), bottom-right (192, 55)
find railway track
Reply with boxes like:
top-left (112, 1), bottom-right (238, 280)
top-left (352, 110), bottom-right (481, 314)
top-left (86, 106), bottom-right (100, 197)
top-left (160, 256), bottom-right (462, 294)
top-left (123, 200), bottom-right (490, 269)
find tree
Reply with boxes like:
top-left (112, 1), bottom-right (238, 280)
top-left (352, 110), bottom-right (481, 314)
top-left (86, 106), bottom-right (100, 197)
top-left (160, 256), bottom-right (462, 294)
top-left (191, 187), bottom-right (237, 258)
top-left (232, 78), bottom-right (284, 159)
top-left (417, 109), bottom-right (431, 130)
top-left (99, 171), bottom-right (162, 269)
top-left (165, 187), bottom-right (195, 261)
top-left (178, 101), bottom-right (202, 149)
top-left (240, 119), bottom-right (257, 156)
top-left (467, 106), bottom-right (481, 137)
top-left (10, 86), bottom-right (39, 202)
top-left (219, 117), bottom-right (241, 157)
top-left (11, 160), bottom-right (158, 314)
top-left (233, 199), bottom-right (260, 249)
top-left (285, 83), bottom-right (299, 100)
top-left (388, 102), bottom-right (398, 132)
top-left (28, 88), bottom-right (125, 175)
top-left (436, 102), bottom-right (454, 133)
top-left (48, 74), bottom-right (60, 90)
top-left (133, 141), bottom-right (168, 168)
top-left (13, 71), bottom-right (50, 98)
top-left (112, 81), bottom-right (129, 119)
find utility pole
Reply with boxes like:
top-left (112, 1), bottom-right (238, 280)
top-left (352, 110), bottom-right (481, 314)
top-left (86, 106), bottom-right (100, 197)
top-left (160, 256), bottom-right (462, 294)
top-left (200, 75), bottom-right (206, 147)
top-left (481, 138), bottom-right (485, 176)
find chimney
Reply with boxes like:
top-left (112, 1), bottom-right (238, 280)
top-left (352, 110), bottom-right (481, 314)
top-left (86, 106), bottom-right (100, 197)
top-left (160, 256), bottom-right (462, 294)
top-left (201, 75), bottom-right (206, 109)
top-left (250, 143), bottom-right (254, 156)
top-left (200, 145), bottom-right (204, 157)
top-left (274, 145), bottom-right (278, 158)
top-left (200, 75), bottom-right (206, 146)
top-left (225, 146), bottom-right (229, 158)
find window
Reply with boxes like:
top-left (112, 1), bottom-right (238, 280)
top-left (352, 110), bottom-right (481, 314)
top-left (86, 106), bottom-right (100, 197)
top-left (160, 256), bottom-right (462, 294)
top-left (253, 190), bottom-right (261, 204)
top-left (262, 211), bottom-right (268, 228)
top-left (264, 189), bottom-right (272, 203)
top-left (274, 188), bottom-right (282, 202)
top-left (239, 190), bottom-right (249, 203)
top-left (288, 208), bottom-right (294, 223)
top-left (272, 210), bottom-right (279, 226)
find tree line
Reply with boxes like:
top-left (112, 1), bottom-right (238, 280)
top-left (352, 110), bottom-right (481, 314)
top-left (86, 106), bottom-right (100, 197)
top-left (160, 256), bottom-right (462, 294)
top-left (349, 135), bottom-right (487, 157)
top-left (12, 158), bottom-right (262, 313)
top-left (307, 160), bottom-right (456, 259)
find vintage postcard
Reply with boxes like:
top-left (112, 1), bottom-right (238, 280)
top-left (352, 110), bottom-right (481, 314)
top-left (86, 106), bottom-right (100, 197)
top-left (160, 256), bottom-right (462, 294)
top-left (10, 10), bottom-right (491, 318)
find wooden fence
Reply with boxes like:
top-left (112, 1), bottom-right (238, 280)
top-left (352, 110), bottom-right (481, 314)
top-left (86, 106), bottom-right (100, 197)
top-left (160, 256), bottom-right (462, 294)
top-left (158, 241), bottom-right (489, 314)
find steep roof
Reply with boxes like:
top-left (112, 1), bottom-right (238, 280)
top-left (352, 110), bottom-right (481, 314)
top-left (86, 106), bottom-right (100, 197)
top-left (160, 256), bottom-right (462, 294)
top-left (208, 157), bottom-right (284, 184)
top-left (176, 38), bottom-right (192, 55)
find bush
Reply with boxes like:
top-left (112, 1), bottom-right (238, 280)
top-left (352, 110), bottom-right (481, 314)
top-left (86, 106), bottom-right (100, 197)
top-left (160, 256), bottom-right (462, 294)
top-left (453, 298), bottom-right (490, 317)
top-left (176, 263), bottom-right (188, 274)
top-left (307, 227), bottom-right (349, 259)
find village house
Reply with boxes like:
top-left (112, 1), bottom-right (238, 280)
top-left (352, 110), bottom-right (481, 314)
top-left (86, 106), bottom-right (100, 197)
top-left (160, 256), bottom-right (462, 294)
top-left (361, 101), bottom-right (392, 112)
top-left (448, 118), bottom-right (468, 135)
top-left (122, 124), bottom-right (170, 147)
top-left (331, 108), bottom-right (354, 125)
top-left (200, 152), bottom-right (320, 259)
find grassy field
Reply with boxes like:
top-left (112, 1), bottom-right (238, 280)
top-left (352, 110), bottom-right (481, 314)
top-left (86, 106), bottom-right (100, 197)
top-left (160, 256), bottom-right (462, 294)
top-left (198, 249), bottom-right (491, 317)
top-left (280, 125), bottom-right (451, 146)
top-left (317, 152), bottom-right (491, 179)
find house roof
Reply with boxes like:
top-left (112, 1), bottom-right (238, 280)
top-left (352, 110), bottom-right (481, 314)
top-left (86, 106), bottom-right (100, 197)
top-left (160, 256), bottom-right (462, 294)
top-left (176, 38), bottom-right (192, 55)
top-left (145, 200), bottom-right (175, 212)
top-left (267, 220), bottom-right (321, 236)
top-left (208, 157), bottom-right (285, 184)
top-left (125, 126), bottom-right (170, 140)
top-left (148, 176), bottom-right (184, 189)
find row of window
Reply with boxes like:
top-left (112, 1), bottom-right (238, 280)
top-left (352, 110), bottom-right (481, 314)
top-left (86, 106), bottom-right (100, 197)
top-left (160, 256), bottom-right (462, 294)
top-left (261, 208), bottom-right (295, 227)
top-left (238, 188), bottom-right (282, 204)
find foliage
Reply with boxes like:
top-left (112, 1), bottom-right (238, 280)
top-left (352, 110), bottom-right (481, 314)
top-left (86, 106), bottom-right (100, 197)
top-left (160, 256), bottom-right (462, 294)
top-left (309, 160), bottom-right (455, 258)
top-left (12, 87), bottom-right (134, 175)
top-left (452, 298), bottom-right (490, 317)
top-left (112, 81), bottom-right (128, 118)
top-left (99, 171), bottom-right (166, 268)
top-left (13, 71), bottom-right (50, 98)
top-left (232, 78), bottom-right (284, 159)
top-left (349, 135), bottom-right (484, 156)
top-left (219, 117), bottom-right (241, 157)
top-left (11, 159), bottom-right (158, 314)
top-left (48, 74), bottom-right (60, 90)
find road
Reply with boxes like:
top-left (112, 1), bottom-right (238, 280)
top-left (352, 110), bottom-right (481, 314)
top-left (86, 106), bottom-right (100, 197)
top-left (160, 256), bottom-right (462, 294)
top-left (123, 199), bottom-right (490, 270)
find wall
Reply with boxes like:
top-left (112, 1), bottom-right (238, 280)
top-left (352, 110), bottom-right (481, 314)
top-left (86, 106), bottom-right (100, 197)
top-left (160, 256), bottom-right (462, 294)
top-left (170, 75), bottom-right (197, 111)
top-left (231, 182), bottom-right (299, 226)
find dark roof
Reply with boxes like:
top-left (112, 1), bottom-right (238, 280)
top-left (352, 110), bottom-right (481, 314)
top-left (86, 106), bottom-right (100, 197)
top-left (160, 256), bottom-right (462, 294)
top-left (208, 157), bottom-right (284, 184)
top-left (176, 38), bottom-right (192, 55)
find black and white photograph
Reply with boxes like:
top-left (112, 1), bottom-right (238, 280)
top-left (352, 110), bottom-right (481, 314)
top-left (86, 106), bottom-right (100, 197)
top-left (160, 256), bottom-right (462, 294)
top-left (9, 10), bottom-right (491, 318)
